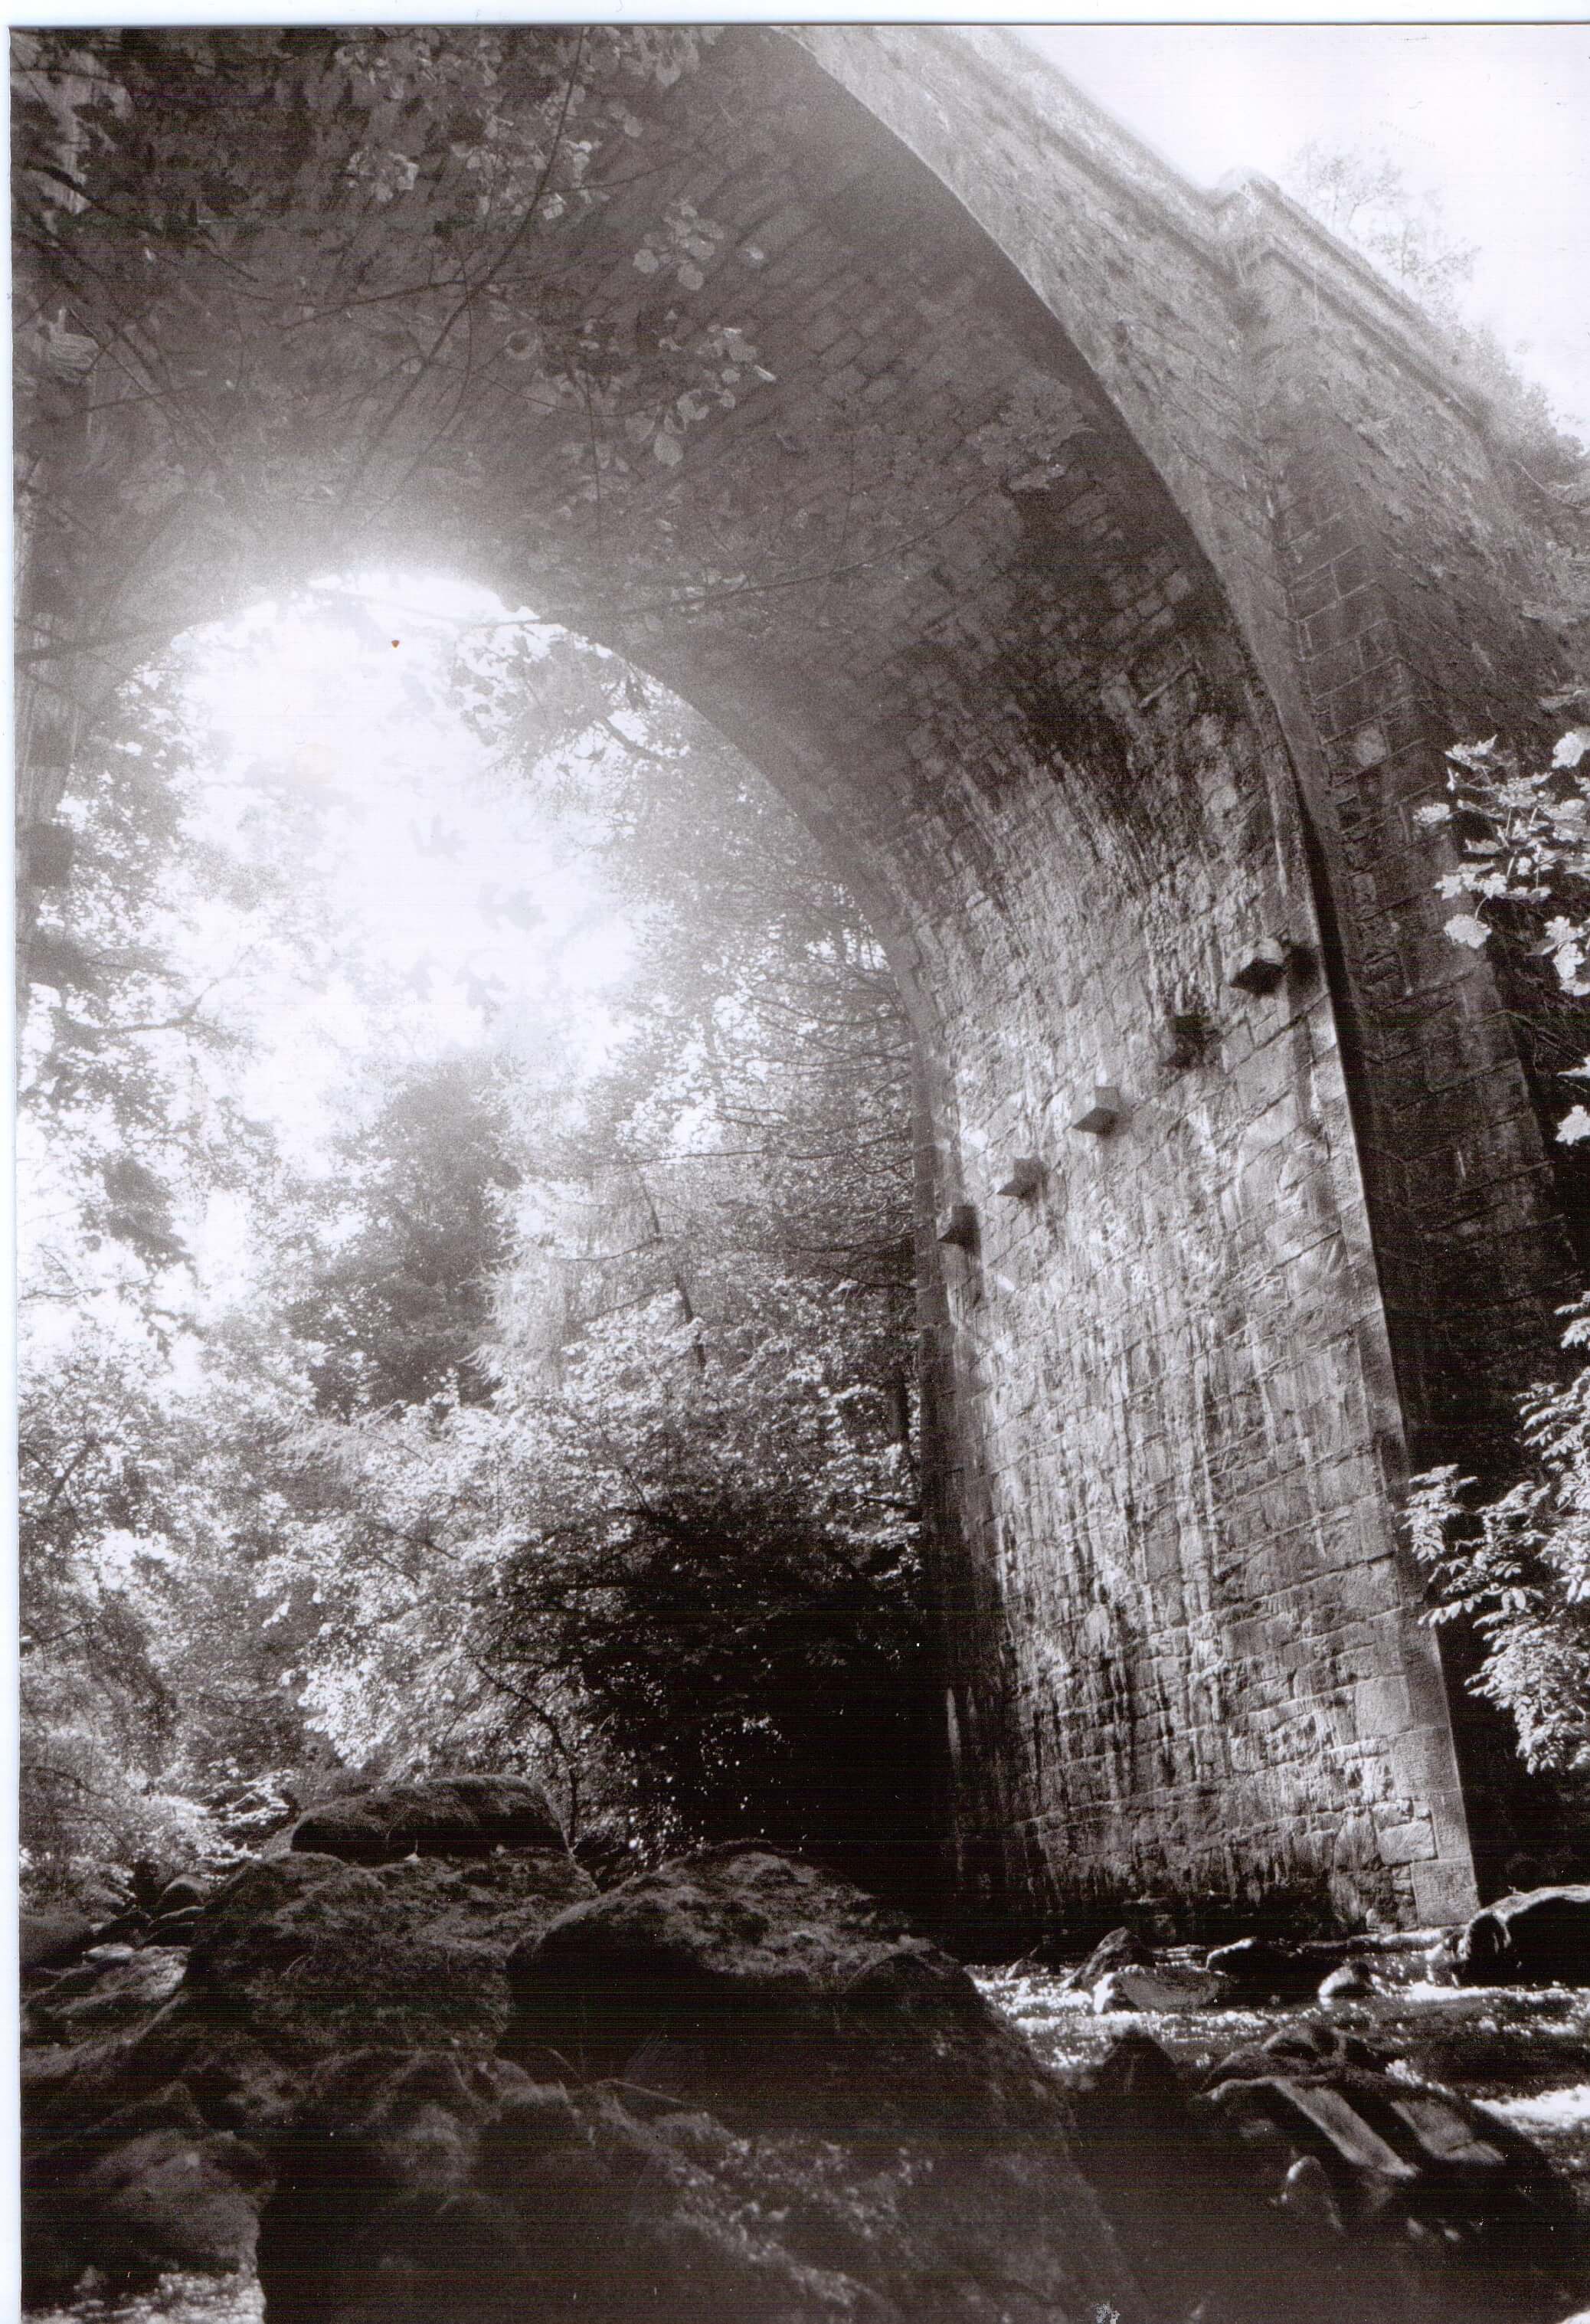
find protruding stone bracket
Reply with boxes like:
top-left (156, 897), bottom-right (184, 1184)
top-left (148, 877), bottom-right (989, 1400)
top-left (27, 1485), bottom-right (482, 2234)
top-left (937, 1200), bottom-right (979, 1250)
top-left (996, 1157), bottom-right (1044, 1199)
top-left (1071, 1085), bottom-right (1127, 1137)
top-left (1228, 939), bottom-right (1291, 997)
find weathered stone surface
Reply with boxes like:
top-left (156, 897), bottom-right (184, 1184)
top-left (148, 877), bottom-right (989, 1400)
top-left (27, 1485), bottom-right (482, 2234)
top-left (154, 1873), bottom-right (211, 1918)
top-left (1206, 1937), bottom-right (1324, 2005)
top-left (149, 1903), bottom-right (204, 1948)
top-left (1093, 1962), bottom-right (1231, 2014)
top-left (181, 1850), bottom-right (594, 2057)
top-left (289, 1772), bottom-right (564, 1863)
top-left (263, 1851), bottom-right (1143, 2323)
top-left (80, 2129), bottom-right (270, 2278)
top-left (20, 1904), bottom-right (97, 1972)
top-left (1058, 1923), bottom-right (1153, 1991)
top-left (1318, 1959), bottom-right (1377, 2003)
top-left (1195, 2031), bottom-right (1588, 2319)
top-left (21, 1844), bottom-right (596, 2304)
top-left (1457, 1887), bottom-right (1590, 1988)
top-left (27, 1946), bottom-right (189, 2039)
top-left (504, 1845), bottom-right (1019, 2117)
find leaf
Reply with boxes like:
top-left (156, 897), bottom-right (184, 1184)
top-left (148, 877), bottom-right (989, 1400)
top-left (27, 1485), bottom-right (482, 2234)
top-left (1558, 1107), bottom-right (1590, 1145)
top-left (1415, 802), bottom-right (1453, 826)
top-left (1552, 728), bottom-right (1590, 771)
top-left (651, 432), bottom-right (682, 467)
top-left (1443, 913), bottom-right (1491, 950)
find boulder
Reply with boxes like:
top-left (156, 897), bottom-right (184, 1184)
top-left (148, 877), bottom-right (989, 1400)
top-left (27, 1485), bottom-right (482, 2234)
top-left (20, 1905), bottom-right (97, 1974)
top-left (80, 2128), bottom-right (270, 2280)
top-left (263, 1850), bottom-right (1144, 2323)
top-left (1065, 2033), bottom-right (1406, 2324)
top-left (181, 1849), bottom-right (594, 2059)
top-left (502, 1843), bottom-right (1013, 2117)
top-left (25, 2110), bottom-right (271, 2304)
top-left (21, 1843), bottom-right (596, 2307)
top-left (1198, 2031), bottom-right (1588, 2319)
top-left (153, 1872), bottom-right (209, 1918)
top-left (1206, 1936), bottom-right (1323, 2005)
top-left (1093, 1962), bottom-right (1230, 2014)
top-left (26, 1946), bottom-right (188, 2040)
top-left (147, 1904), bottom-right (203, 1948)
top-left (1057, 1922), bottom-right (1154, 1991)
top-left (1318, 1959), bottom-right (1376, 2004)
top-left (289, 1772), bottom-right (563, 1863)
top-left (1456, 1886), bottom-right (1590, 1987)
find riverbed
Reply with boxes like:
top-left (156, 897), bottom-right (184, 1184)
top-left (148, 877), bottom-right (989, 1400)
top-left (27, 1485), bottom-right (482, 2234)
top-left (28, 1959), bottom-right (1590, 2320)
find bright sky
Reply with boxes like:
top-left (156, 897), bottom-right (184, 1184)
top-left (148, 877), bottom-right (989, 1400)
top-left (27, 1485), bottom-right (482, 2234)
top-left (1022, 25), bottom-right (1590, 438)
top-left (15, 573), bottom-right (644, 1324)
top-left (181, 572), bottom-right (632, 1176)
top-left (139, 574), bottom-right (646, 1331)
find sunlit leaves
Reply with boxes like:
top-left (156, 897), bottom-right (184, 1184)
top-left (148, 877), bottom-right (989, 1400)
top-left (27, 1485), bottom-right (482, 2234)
top-left (1422, 726), bottom-right (1590, 1085)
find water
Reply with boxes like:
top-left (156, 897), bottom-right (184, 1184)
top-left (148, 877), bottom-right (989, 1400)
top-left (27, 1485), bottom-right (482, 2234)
top-left (28, 2274), bottom-right (262, 2324)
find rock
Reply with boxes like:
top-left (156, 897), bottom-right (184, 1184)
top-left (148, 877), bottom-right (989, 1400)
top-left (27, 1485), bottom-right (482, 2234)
top-left (289, 1771), bottom-right (563, 1863)
top-left (26, 2117), bottom-right (271, 2303)
top-left (1092, 1961), bottom-right (1229, 2013)
top-left (1057, 1922), bottom-right (1153, 1991)
top-left (1202, 2023), bottom-right (1387, 2092)
top-left (263, 1851), bottom-right (1143, 2323)
top-left (1318, 1958), bottom-right (1376, 2003)
top-left (153, 1872), bottom-right (209, 1918)
top-left (147, 1905), bottom-right (203, 1948)
top-left (1199, 2045), bottom-right (1589, 2316)
top-left (80, 2128), bottom-right (270, 2282)
top-left (1066, 2033), bottom-right (1412, 2323)
top-left (180, 1849), bottom-right (594, 2061)
top-left (1206, 1936), bottom-right (1322, 2005)
top-left (26, 1946), bottom-right (188, 2039)
top-left (20, 1905), bottom-right (97, 1973)
top-left (256, 2049), bottom-right (556, 2323)
top-left (1280, 2152), bottom-right (1344, 2236)
top-left (1456, 1884), bottom-right (1590, 1987)
top-left (21, 1842), bottom-right (597, 2307)
top-left (503, 1843), bottom-right (1005, 2110)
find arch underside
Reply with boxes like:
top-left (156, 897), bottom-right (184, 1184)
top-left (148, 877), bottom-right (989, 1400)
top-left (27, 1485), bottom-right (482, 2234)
top-left (25, 23), bottom-right (1583, 1934)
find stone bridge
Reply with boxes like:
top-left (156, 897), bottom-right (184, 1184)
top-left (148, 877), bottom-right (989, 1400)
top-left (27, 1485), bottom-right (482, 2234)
top-left (17, 26), bottom-right (1585, 1938)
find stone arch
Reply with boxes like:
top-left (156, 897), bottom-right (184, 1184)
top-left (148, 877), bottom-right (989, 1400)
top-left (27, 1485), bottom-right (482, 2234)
top-left (18, 25), bottom-right (1585, 1935)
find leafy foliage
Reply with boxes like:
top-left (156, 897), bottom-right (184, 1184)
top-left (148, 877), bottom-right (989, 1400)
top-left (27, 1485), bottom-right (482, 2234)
top-left (281, 1055), bottom-right (522, 1416)
top-left (1407, 1310), bottom-right (1590, 1776)
top-left (1415, 712), bottom-right (1590, 1140)
top-left (1284, 141), bottom-right (1478, 317)
top-left (1408, 720), bottom-right (1590, 1774)
top-left (16, 604), bottom-right (927, 1896)
top-left (240, 703), bottom-right (926, 1867)
top-left (14, 24), bottom-right (754, 679)
top-left (18, 664), bottom-right (299, 1312)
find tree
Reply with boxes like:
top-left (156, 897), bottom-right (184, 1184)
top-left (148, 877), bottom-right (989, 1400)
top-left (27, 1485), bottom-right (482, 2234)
top-left (18, 660), bottom-right (299, 1318)
top-left (193, 676), bottom-right (928, 1877)
top-left (280, 1053), bottom-right (523, 1417)
top-left (1407, 713), bottom-right (1590, 1781)
top-left (1283, 140), bottom-right (1590, 548)
top-left (16, 1320), bottom-right (319, 1895)
top-left (1283, 142), bottom-right (1477, 317)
